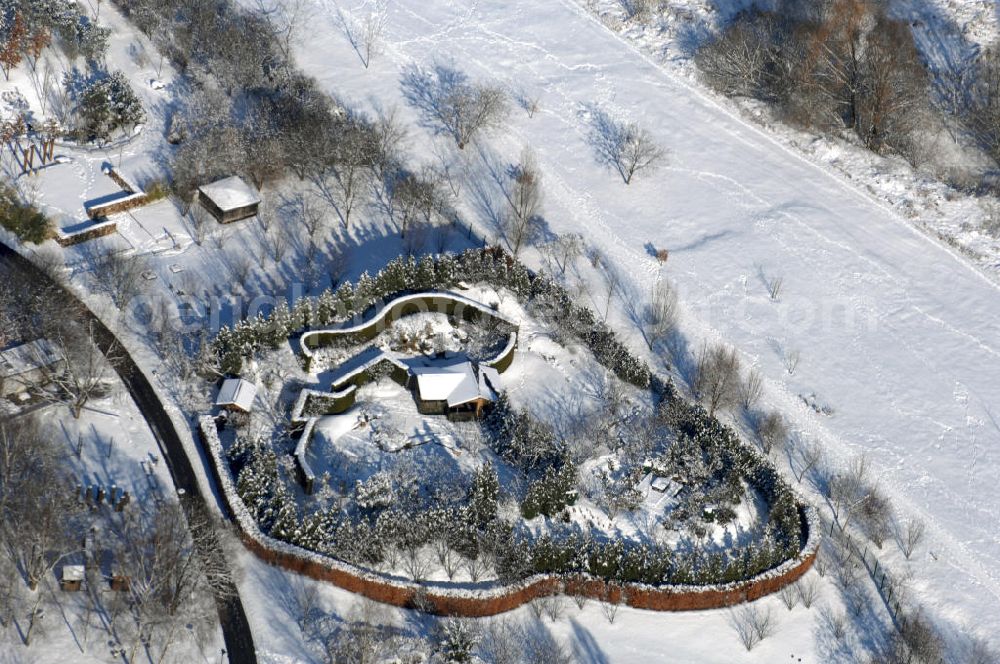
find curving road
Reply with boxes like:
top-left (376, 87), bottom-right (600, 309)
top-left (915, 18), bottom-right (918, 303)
top-left (0, 242), bottom-right (257, 664)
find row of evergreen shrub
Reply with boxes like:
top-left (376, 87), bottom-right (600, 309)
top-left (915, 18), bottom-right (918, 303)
top-left (211, 248), bottom-right (652, 388)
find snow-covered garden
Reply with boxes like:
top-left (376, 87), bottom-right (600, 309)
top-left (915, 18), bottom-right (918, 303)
top-left (206, 251), bottom-right (813, 600)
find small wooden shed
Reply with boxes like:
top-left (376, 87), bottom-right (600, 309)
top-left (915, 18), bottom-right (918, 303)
top-left (197, 176), bottom-right (260, 223)
top-left (60, 565), bottom-right (84, 592)
top-left (215, 378), bottom-right (257, 414)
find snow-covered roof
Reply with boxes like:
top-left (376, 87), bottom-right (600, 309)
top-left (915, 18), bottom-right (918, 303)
top-left (411, 361), bottom-right (499, 407)
top-left (0, 339), bottom-right (61, 377)
top-left (198, 176), bottom-right (260, 211)
top-left (215, 378), bottom-right (257, 412)
top-left (650, 476), bottom-right (670, 492)
top-left (61, 565), bottom-right (84, 582)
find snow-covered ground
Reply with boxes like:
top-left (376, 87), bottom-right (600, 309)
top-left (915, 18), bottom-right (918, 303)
top-left (250, 0), bottom-right (1000, 658)
top-left (581, 0), bottom-right (1000, 275)
top-left (0, 368), bottom-right (224, 662)
top-left (3, 0), bottom-right (998, 659)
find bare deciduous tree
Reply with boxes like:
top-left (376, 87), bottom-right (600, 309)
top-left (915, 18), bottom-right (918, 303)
top-left (316, 121), bottom-right (375, 227)
top-left (797, 575), bottom-right (819, 608)
top-left (401, 64), bottom-right (509, 149)
top-left (645, 279), bottom-right (678, 348)
top-left (731, 603), bottom-right (775, 651)
top-left (897, 518), bottom-right (925, 560)
top-left (778, 583), bottom-right (799, 610)
top-left (792, 439), bottom-right (822, 483)
top-left (43, 321), bottom-right (119, 419)
top-left (828, 454), bottom-right (873, 530)
top-left (754, 410), bottom-right (788, 455)
top-left (0, 416), bottom-right (84, 644)
top-left (589, 109), bottom-right (667, 184)
top-left (694, 342), bottom-right (742, 416)
top-left (86, 245), bottom-right (149, 311)
top-left (541, 233), bottom-right (582, 277)
top-left (189, 204), bottom-right (211, 246)
top-left (503, 147), bottom-right (543, 255)
top-left (360, 0), bottom-right (388, 69)
top-left (857, 484), bottom-right (893, 547)
top-left (113, 500), bottom-right (222, 663)
top-left (740, 368), bottom-right (764, 410)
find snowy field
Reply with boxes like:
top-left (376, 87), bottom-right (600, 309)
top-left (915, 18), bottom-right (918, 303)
top-left (236, 0), bottom-right (1000, 658)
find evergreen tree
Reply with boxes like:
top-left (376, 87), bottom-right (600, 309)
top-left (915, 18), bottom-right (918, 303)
top-left (467, 463), bottom-right (500, 529)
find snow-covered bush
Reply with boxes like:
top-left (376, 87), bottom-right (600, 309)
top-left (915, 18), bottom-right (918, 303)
top-left (355, 471), bottom-right (394, 511)
top-left (0, 183), bottom-right (51, 243)
top-left (521, 462), bottom-right (578, 519)
top-left (210, 248), bottom-right (654, 389)
top-left (74, 71), bottom-right (145, 143)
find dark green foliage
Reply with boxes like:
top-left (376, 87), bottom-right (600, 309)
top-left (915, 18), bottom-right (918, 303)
top-left (75, 71), bottom-right (145, 143)
top-left (467, 463), bottom-right (500, 530)
top-left (210, 248), bottom-right (653, 390)
top-left (0, 185), bottom-right (51, 243)
top-left (437, 619), bottom-right (477, 663)
top-left (482, 393), bottom-right (564, 472)
top-left (521, 462), bottom-right (578, 519)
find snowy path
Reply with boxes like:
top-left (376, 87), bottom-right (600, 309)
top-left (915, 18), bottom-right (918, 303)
top-left (272, 0), bottom-right (1000, 649)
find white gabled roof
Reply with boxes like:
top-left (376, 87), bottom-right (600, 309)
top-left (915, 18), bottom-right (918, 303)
top-left (198, 176), bottom-right (260, 212)
top-left (0, 339), bottom-right (61, 377)
top-left (216, 378), bottom-right (257, 412)
top-left (411, 362), bottom-right (500, 408)
top-left (62, 565), bottom-right (85, 581)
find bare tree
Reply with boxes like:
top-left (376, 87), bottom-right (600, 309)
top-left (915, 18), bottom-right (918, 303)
top-left (360, 0), bottom-right (388, 69)
top-left (401, 64), bottom-right (509, 149)
top-left (797, 575), bottom-right (819, 608)
top-left (0, 416), bottom-right (84, 645)
top-left (739, 368), bottom-right (764, 410)
top-left (325, 598), bottom-right (391, 664)
top-left (600, 585), bottom-right (622, 623)
top-left (517, 91), bottom-right (540, 118)
top-left (267, 0), bottom-right (314, 66)
top-left (86, 245), bottom-right (149, 311)
top-left (754, 410), bottom-right (788, 455)
top-left (694, 342), bottom-right (742, 416)
top-left (696, 11), bottom-right (778, 98)
top-left (189, 204), bottom-right (211, 246)
top-left (392, 167), bottom-right (444, 237)
top-left (478, 619), bottom-right (520, 664)
top-left (857, 484), bottom-right (893, 547)
top-left (828, 454), bottom-right (873, 530)
top-left (503, 147), bottom-right (543, 255)
top-left (316, 121), bottom-right (375, 227)
top-left (645, 279), bottom-right (678, 348)
top-left (543, 233), bottom-right (583, 277)
top-left (589, 110), bottom-right (666, 184)
top-left (297, 192), bottom-right (326, 241)
top-left (778, 583), bottom-right (799, 610)
top-left (44, 321), bottom-right (119, 419)
top-left (792, 440), bottom-right (822, 483)
top-left (113, 501), bottom-right (221, 663)
top-left (731, 603), bottom-right (775, 651)
top-left (897, 518), bottom-right (925, 560)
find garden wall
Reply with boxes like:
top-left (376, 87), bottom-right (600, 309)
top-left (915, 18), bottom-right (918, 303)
top-left (55, 219), bottom-right (118, 247)
top-left (200, 417), bottom-right (819, 616)
top-left (300, 291), bottom-right (518, 371)
top-left (85, 167), bottom-right (152, 220)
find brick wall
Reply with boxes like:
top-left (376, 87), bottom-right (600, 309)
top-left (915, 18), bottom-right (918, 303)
top-left (201, 418), bottom-right (818, 617)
